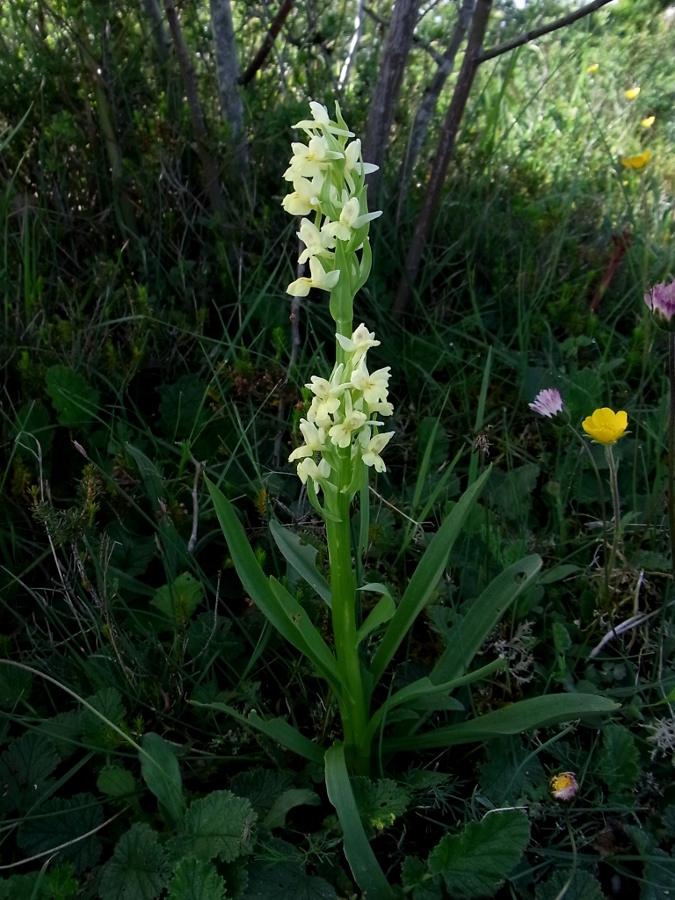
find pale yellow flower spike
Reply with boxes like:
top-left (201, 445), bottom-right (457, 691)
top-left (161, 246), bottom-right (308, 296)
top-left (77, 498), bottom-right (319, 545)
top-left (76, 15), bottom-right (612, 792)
top-left (625, 86), bottom-right (640, 100)
top-left (581, 408), bottom-right (628, 445)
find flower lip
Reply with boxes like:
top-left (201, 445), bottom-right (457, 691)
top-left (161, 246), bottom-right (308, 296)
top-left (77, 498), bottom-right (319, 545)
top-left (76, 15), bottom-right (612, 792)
top-left (581, 408), bottom-right (628, 444)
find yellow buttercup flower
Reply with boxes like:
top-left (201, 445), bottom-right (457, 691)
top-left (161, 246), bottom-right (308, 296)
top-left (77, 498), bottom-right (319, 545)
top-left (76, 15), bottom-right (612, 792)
top-left (641, 116), bottom-right (655, 128)
top-left (625, 86), bottom-right (640, 100)
top-left (621, 150), bottom-right (651, 170)
top-left (586, 64), bottom-right (599, 74)
top-left (582, 408), bottom-right (628, 444)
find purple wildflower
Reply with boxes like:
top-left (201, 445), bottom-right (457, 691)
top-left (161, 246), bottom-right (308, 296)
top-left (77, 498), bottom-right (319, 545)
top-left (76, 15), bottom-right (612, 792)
top-left (529, 389), bottom-right (564, 418)
top-left (645, 281), bottom-right (675, 328)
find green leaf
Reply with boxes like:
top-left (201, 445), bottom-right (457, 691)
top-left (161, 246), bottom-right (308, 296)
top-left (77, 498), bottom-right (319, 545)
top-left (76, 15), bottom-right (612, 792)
top-left (385, 694), bottom-right (619, 753)
top-left (428, 810), bottom-right (530, 898)
top-left (150, 573), bottom-right (204, 630)
top-left (81, 687), bottom-right (127, 751)
top-left (39, 710), bottom-right (82, 760)
top-left (206, 478), bottom-right (339, 687)
top-left (264, 788), bottom-right (320, 830)
top-left (43, 863), bottom-right (80, 900)
top-left (598, 723), bottom-right (640, 795)
top-left (45, 365), bottom-right (100, 426)
top-left (0, 731), bottom-right (59, 813)
top-left (99, 823), bottom-right (169, 900)
top-left (158, 375), bottom-right (208, 438)
top-left (538, 564), bottom-right (582, 585)
top-left (479, 737), bottom-right (546, 806)
top-left (244, 841), bottom-right (337, 900)
top-left (139, 732), bottom-right (185, 826)
top-left (17, 792), bottom-right (103, 874)
top-left (535, 870), bottom-right (604, 900)
top-left (0, 872), bottom-right (44, 900)
top-left (356, 593), bottom-right (396, 646)
top-left (108, 522), bottom-right (157, 577)
top-left (0, 662), bottom-right (32, 708)
top-left (370, 468), bottom-right (491, 685)
top-left (431, 554), bottom-right (542, 685)
top-left (401, 857), bottom-right (443, 900)
top-left (12, 400), bottom-right (54, 456)
top-left (167, 858), bottom-right (226, 900)
top-left (267, 577), bottom-right (342, 691)
top-left (269, 520), bottom-right (331, 607)
top-left (351, 776), bottom-right (410, 837)
top-left (97, 766), bottom-right (138, 801)
top-left (168, 790), bottom-right (256, 863)
top-left (230, 767), bottom-right (296, 814)
top-left (324, 744), bottom-right (395, 900)
top-left (191, 700), bottom-right (325, 765)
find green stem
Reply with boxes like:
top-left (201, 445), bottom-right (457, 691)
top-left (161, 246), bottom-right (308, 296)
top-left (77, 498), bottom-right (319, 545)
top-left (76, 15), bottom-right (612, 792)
top-left (325, 482), bottom-right (370, 774)
top-left (605, 443), bottom-right (621, 598)
top-left (669, 333), bottom-right (675, 585)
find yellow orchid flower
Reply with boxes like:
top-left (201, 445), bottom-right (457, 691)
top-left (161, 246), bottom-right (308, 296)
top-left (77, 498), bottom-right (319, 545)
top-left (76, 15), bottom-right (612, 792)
top-left (581, 408), bottom-right (628, 444)
top-left (586, 64), bottom-right (599, 74)
top-left (625, 86), bottom-right (640, 100)
top-left (641, 116), bottom-right (655, 128)
top-left (621, 150), bottom-right (651, 170)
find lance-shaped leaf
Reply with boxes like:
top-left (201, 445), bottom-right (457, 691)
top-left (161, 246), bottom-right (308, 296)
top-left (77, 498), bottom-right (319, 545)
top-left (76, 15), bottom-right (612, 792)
top-left (324, 744), bottom-right (395, 900)
top-left (384, 694), bottom-right (619, 753)
top-left (431, 554), bottom-right (542, 685)
top-left (140, 733), bottom-right (185, 827)
top-left (369, 468), bottom-right (491, 685)
top-left (269, 520), bottom-right (332, 607)
top-left (355, 586), bottom-right (395, 646)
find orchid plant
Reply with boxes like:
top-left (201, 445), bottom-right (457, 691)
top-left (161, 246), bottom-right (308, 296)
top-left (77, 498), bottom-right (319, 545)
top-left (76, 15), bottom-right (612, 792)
top-left (203, 103), bottom-right (617, 897)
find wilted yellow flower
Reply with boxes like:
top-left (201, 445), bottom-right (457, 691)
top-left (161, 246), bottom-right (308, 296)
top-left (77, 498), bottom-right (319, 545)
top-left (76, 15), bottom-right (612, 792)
top-left (641, 116), bottom-right (655, 128)
top-left (586, 63), bottom-right (599, 74)
top-left (550, 772), bottom-right (579, 801)
top-left (625, 86), bottom-right (641, 100)
top-left (621, 150), bottom-right (651, 170)
top-left (582, 408), bottom-right (628, 444)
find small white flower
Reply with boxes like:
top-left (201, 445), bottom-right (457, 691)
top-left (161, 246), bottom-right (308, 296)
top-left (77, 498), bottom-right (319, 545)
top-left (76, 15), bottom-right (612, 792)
top-left (305, 365), bottom-right (350, 426)
top-left (328, 393), bottom-right (367, 448)
top-left (297, 457), bottom-right (331, 492)
top-left (359, 430), bottom-right (394, 473)
top-left (281, 175), bottom-right (323, 216)
top-left (326, 196), bottom-right (383, 242)
top-left (288, 420), bottom-right (327, 462)
top-left (285, 136), bottom-right (342, 180)
top-left (335, 323), bottom-right (380, 363)
top-left (344, 139), bottom-right (379, 185)
top-left (369, 399), bottom-right (394, 417)
top-left (351, 360), bottom-right (391, 405)
top-left (297, 218), bottom-right (335, 264)
top-left (293, 101), bottom-right (354, 138)
top-left (287, 257), bottom-right (340, 296)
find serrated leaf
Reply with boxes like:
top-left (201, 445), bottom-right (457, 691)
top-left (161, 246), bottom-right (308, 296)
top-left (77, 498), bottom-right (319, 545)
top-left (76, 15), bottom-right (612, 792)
top-left (17, 792), bottom-right (103, 874)
top-left (0, 872), bottom-right (43, 900)
top-left (140, 732), bottom-right (185, 826)
top-left (167, 858), bottom-right (226, 900)
top-left (536, 869), bottom-right (604, 900)
top-left (82, 687), bottom-right (127, 751)
top-left (43, 863), bottom-right (79, 900)
top-left (39, 710), bottom-right (82, 760)
top-left (45, 365), bottom-right (100, 426)
top-left (230, 768), bottom-right (296, 814)
top-left (99, 823), bottom-right (169, 900)
top-left (0, 664), bottom-right (32, 709)
top-left (108, 522), bottom-right (157, 577)
top-left (428, 810), bottom-right (530, 898)
top-left (12, 400), bottom-right (54, 455)
top-left (401, 856), bottom-right (443, 900)
top-left (150, 573), bottom-right (204, 630)
top-left (351, 776), bottom-right (411, 836)
top-left (0, 731), bottom-right (59, 813)
top-left (244, 841), bottom-right (337, 900)
top-left (264, 788), bottom-right (320, 830)
top-left (98, 766), bottom-right (138, 800)
top-left (169, 791), bottom-right (256, 863)
top-left (479, 738), bottom-right (546, 806)
top-left (598, 723), bottom-right (640, 795)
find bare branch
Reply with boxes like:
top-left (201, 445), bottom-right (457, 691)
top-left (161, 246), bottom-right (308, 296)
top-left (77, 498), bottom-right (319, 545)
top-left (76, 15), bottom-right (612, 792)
top-left (479, 0), bottom-right (613, 63)
top-left (239, 0), bottom-right (295, 86)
